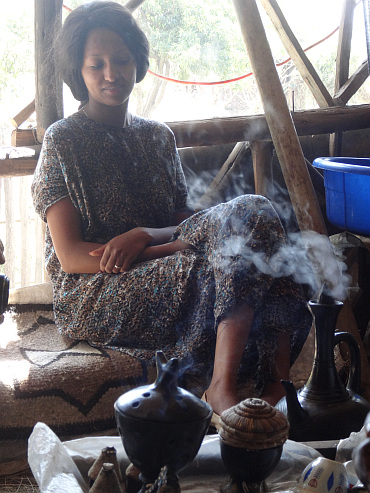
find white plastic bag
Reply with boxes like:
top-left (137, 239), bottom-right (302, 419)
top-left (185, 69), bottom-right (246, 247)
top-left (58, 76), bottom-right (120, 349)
top-left (28, 422), bottom-right (89, 493)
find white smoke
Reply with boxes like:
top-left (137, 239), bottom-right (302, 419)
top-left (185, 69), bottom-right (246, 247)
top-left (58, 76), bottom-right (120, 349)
top-left (217, 227), bottom-right (349, 302)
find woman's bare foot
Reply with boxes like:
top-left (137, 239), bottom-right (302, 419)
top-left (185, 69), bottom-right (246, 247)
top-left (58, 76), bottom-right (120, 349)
top-left (204, 385), bottom-right (239, 416)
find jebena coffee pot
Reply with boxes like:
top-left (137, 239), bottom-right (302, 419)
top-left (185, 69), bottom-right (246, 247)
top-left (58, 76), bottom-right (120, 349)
top-left (276, 295), bottom-right (370, 442)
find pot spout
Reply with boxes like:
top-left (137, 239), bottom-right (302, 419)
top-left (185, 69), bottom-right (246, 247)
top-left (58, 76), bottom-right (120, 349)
top-left (280, 380), bottom-right (308, 426)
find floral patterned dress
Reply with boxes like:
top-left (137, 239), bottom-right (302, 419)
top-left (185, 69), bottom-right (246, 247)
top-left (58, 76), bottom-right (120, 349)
top-left (32, 112), bottom-right (311, 392)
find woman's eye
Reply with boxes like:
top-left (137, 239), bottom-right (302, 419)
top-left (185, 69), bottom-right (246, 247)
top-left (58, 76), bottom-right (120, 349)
top-left (91, 64), bottom-right (102, 70)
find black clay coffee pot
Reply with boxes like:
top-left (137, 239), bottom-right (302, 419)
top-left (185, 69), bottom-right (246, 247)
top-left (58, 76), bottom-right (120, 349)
top-left (276, 296), bottom-right (370, 442)
top-left (114, 351), bottom-right (212, 490)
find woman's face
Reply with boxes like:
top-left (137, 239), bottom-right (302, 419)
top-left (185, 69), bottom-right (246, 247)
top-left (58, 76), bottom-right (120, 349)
top-left (81, 28), bottom-right (137, 109)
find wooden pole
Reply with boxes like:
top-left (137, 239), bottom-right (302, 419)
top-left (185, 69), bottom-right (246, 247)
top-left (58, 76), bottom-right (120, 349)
top-left (231, 0), bottom-right (346, 297)
top-left (35, 0), bottom-right (64, 143)
top-left (330, 0), bottom-right (356, 156)
top-left (251, 140), bottom-right (273, 198)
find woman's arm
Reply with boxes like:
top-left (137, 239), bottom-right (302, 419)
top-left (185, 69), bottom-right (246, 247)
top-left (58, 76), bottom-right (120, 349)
top-left (89, 210), bottom-right (193, 272)
top-left (46, 197), bottom-right (104, 273)
top-left (47, 197), bottom-right (193, 274)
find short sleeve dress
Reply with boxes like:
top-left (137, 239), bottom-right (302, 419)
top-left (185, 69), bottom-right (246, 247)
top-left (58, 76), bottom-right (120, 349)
top-left (32, 111), bottom-right (311, 393)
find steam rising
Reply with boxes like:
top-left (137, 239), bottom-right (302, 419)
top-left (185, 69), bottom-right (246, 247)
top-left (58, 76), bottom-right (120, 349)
top-left (218, 228), bottom-right (349, 302)
top-left (182, 159), bottom-right (349, 302)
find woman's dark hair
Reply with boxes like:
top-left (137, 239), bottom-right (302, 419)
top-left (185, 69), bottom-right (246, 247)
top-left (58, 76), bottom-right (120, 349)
top-left (55, 1), bottom-right (149, 102)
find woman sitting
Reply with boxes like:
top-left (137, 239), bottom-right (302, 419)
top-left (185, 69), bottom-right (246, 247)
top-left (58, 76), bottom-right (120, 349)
top-left (31, 1), bottom-right (311, 425)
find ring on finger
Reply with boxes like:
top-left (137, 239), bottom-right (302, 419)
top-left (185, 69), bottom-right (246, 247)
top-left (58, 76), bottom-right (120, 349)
top-left (114, 264), bottom-right (122, 269)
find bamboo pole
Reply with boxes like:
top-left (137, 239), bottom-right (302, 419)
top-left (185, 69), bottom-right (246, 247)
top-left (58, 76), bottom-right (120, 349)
top-left (125, 0), bottom-right (147, 11)
top-left (231, 0), bottom-right (343, 296)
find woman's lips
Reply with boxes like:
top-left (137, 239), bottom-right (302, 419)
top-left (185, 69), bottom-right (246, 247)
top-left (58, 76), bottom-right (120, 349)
top-left (103, 85), bottom-right (123, 95)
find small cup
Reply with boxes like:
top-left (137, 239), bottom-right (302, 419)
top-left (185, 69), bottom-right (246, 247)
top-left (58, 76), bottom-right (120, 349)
top-left (294, 457), bottom-right (349, 493)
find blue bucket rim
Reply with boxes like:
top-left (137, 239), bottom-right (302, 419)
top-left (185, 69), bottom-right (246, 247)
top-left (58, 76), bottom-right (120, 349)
top-left (313, 157), bottom-right (370, 176)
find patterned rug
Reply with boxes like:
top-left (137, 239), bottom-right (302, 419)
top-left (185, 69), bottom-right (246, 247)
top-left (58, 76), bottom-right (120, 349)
top-left (0, 305), bottom-right (159, 474)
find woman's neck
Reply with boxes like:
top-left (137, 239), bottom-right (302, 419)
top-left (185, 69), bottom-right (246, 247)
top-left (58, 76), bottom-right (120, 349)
top-left (81, 102), bottom-right (131, 128)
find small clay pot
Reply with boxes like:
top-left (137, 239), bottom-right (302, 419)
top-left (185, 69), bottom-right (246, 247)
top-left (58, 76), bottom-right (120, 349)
top-left (219, 398), bottom-right (289, 492)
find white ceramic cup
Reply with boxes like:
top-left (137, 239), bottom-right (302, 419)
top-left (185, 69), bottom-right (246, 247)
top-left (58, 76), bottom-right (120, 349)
top-left (294, 457), bottom-right (349, 493)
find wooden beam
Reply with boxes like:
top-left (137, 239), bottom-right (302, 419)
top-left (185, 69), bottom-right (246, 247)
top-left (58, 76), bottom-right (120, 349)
top-left (0, 157), bottom-right (41, 177)
top-left (1, 104), bottom-right (369, 177)
top-left (364, 0), bottom-right (370, 69)
top-left (333, 60), bottom-right (369, 105)
top-left (35, 0), bottom-right (64, 142)
top-left (231, 0), bottom-right (327, 236)
top-left (170, 104), bottom-right (370, 148)
top-left (5, 103), bottom-right (369, 155)
top-left (10, 100), bottom-right (35, 128)
top-left (231, 0), bottom-right (351, 301)
top-left (330, 64), bottom-right (369, 157)
top-left (259, 0), bottom-right (334, 108)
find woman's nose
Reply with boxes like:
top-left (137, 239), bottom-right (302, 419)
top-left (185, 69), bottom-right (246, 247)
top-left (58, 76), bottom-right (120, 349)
top-left (104, 63), bottom-right (118, 82)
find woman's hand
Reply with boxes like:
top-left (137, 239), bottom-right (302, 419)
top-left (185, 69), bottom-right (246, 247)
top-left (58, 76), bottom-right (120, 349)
top-left (46, 197), bottom-right (194, 274)
top-left (89, 227), bottom-right (152, 273)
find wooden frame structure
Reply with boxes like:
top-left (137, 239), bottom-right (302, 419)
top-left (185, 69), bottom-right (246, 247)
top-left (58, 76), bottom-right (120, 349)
top-left (2, 0), bottom-right (369, 286)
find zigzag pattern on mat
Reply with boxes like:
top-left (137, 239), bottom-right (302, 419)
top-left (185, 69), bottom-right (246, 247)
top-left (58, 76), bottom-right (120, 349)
top-left (0, 307), bottom-right (156, 440)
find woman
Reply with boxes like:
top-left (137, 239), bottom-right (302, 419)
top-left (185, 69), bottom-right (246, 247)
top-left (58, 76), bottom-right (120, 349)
top-left (31, 1), bottom-right (311, 423)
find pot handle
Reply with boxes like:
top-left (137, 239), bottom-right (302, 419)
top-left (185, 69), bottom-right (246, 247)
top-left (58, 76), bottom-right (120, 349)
top-left (0, 274), bottom-right (9, 315)
top-left (333, 331), bottom-right (361, 395)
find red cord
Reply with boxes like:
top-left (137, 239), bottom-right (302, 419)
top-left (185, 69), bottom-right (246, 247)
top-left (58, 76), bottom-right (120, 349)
top-left (147, 69), bottom-right (255, 85)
